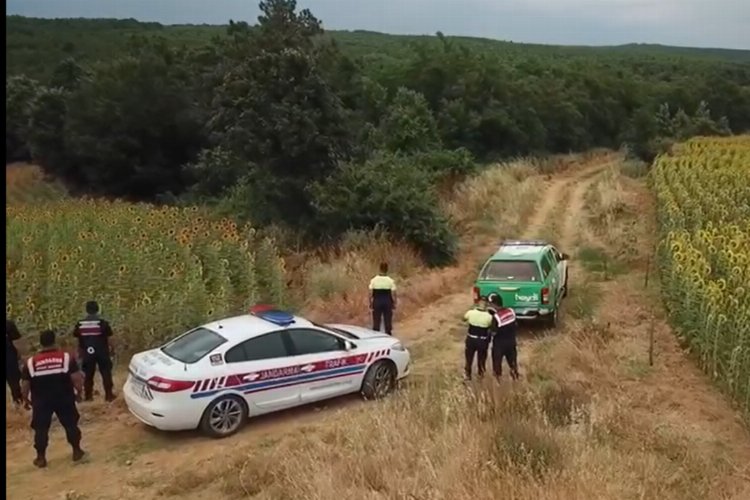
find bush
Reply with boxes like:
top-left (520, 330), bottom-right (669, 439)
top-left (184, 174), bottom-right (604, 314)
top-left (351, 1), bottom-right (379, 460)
top-left (411, 147), bottom-right (478, 179)
top-left (310, 152), bottom-right (458, 266)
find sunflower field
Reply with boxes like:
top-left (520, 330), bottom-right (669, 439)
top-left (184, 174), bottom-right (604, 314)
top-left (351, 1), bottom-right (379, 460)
top-left (6, 199), bottom-right (286, 352)
top-left (652, 135), bottom-right (750, 415)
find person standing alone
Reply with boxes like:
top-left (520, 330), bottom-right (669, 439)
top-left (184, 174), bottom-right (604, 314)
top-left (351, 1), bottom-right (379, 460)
top-left (72, 301), bottom-right (116, 401)
top-left (21, 329), bottom-right (85, 468)
top-left (369, 262), bottom-right (397, 335)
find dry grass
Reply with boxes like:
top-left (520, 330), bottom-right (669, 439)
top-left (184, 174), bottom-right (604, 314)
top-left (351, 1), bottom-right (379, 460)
top-left (159, 327), bottom-right (735, 500)
top-left (584, 164), bottom-right (647, 265)
top-left (5, 163), bottom-right (68, 205)
top-left (445, 158), bottom-right (540, 235)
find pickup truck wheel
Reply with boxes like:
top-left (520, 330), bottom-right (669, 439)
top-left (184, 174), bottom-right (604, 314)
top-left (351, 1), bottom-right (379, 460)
top-left (546, 307), bottom-right (560, 329)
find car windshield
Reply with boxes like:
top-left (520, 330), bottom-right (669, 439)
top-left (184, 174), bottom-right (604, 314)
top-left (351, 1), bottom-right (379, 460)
top-left (161, 327), bottom-right (228, 364)
top-left (311, 321), bottom-right (359, 339)
top-left (481, 260), bottom-right (541, 282)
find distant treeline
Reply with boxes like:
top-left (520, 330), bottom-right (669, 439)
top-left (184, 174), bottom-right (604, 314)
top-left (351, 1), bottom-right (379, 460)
top-left (5, 3), bottom-right (749, 265)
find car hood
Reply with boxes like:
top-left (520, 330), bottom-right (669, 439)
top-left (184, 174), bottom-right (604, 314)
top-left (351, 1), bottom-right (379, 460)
top-left (326, 324), bottom-right (394, 341)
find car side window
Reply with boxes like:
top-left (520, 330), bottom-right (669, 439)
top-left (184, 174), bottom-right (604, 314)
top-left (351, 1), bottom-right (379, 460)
top-left (224, 332), bottom-right (290, 363)
top-left (286, 329), bottom-right (344, 356)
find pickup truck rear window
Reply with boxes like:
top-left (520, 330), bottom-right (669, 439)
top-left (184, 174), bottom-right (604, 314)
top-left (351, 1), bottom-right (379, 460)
top-left (161, 327), bottom-right (228, 364)
top-left (481, 260), bottom-right (541, 282)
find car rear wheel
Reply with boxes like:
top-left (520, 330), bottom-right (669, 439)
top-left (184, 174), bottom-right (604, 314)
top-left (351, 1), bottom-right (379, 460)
top-left (361, 361), bottom-right (397, 400)
top-left (200, 395), bottom-right (248, 438)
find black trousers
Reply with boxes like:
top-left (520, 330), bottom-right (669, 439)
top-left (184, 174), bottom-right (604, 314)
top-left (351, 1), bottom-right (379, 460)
top-left (492, 341), bottom-right (519, 379)
top-left (31, 398), bottom-right (81, 455)
top-left (372, 303), bottom-right (393, 335)
top-left (82, 351), bottom-right (114, 398)
top-left (6, 360), bottom-right (22, 403)
top-left (464, 336), bottom-right (489, 379)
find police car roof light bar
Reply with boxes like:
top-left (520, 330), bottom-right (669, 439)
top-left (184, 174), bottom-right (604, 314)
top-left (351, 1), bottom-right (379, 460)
top-left (249, 305), bottom-right (296, 326)
top-left (249, 304), bottom-right (276, 314)
top-left (500, 239), bottom-right (548, 247)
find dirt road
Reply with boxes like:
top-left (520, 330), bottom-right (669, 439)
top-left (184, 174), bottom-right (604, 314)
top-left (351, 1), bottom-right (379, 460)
top-left (7, 153), bottom-right (750, 499)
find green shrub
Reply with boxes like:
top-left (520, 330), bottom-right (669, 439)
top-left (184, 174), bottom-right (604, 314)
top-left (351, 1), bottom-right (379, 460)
top-left (310, 152), bottom-right (458, 266)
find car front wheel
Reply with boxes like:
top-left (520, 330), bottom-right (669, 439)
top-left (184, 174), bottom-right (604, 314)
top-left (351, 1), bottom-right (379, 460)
top-left (200, 394), bottom-right (248, 438)
top-left (361, 360), bottom-right (397, 400)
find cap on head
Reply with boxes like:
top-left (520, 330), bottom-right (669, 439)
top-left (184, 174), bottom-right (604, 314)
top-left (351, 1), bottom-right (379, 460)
top-left (489, 294), bottom-right (503, 307)
top-left (85, 300), bottom-right (99, 314)
top-left (379, 262), bottom-right (389, 274)
top-left (39, 329), bottom-right (56, 348)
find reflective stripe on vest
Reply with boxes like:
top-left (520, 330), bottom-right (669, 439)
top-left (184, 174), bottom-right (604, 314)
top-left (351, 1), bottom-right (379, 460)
top-left (27, 351), bottom-right (70, 378)
top-left (494, 308), bottom-right (516, 327)
top-left (78, 320), bottom-right (103, 337)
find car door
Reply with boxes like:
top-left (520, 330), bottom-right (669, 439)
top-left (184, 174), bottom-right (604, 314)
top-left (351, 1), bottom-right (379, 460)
top-left (549, 246), bottom-right (567, 296)
top-left (221, 332), bottom-right (300, 414)
top-left (540, 251), bottom-right (559, 305)
top-left (284, 328), bottom-right (367, 404)
top-left (544, 249), bottom-right (562, 305)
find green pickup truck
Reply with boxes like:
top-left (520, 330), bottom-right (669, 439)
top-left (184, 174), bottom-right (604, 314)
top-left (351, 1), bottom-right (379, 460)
top-left (472, 240), bottom-right (569, 328)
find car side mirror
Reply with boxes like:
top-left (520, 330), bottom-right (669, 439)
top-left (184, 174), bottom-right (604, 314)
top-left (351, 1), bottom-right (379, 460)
top-left (344, 340), bottom-right (357, 351)
top-left (561, 253), bottom-right (569, 260)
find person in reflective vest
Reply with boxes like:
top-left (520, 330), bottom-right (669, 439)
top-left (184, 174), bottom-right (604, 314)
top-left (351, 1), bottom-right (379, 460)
top-left (369, 262), bottom-right (398, 335)
top-left (21, 330), bottom-right (85, 468)
top-left (72, 300), bottom-right (116, 401)
top-left (462, 297), bottom-right (494, 380)
top-left (488, 294), bottom-right (520, 380)
top-left (6, 319), bottom-right (24, 406)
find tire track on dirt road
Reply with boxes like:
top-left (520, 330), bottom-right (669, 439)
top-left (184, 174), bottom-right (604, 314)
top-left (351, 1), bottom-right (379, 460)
top-left (406, 154), bottom-right (618, 374)
top-left (4, 154), bottom-right (619, 500)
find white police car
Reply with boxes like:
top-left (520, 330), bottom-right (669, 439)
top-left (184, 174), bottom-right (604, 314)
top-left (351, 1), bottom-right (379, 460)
top-left (123, 305), bottom-right (410, 438)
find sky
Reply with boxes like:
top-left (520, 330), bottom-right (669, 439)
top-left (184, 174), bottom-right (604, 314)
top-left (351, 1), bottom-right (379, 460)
top-left (5, 0), bottom-right (750, 50)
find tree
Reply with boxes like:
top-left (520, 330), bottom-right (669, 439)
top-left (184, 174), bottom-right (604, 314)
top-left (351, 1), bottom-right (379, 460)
top-left (41, 47), bottom-right (204, 198)
top-left (379, 87), bottom-right (441, 154)
top-left (204, 0), bottom-right (355, 225)
top-left (5, 75), bottom-right (41, 162)
top-left (310, 153), bottom-right (457, 266)
top-left (50, 58), bottom-right (86, 91)
top-left (27, 87), bottom-right (71, 178)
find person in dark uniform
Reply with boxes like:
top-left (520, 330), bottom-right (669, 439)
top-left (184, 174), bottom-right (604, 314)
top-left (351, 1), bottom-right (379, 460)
top-left (6, 319), bottom-right (24, 405)
top-left (21, 329), bottom-right (85, 468)
top-left (462, 297), bottom-right (494, 380)
top-left (488, 294), bottom-right (520, 380)
top-left (72, 301), bottom-right (116, 401)
top-left (369, 263), bottom-right (398, 335)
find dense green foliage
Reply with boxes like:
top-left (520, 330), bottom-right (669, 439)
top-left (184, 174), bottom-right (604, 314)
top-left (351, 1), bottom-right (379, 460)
top-left (5, 6), bottom-right (750, 263)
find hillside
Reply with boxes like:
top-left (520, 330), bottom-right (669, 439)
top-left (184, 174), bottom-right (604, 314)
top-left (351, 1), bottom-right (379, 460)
top-left (7, 16), bottom-right (750, 80)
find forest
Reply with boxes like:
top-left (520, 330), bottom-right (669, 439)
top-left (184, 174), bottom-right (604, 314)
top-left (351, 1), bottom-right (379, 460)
top-left (6, 2), bottom-right (750, 265)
